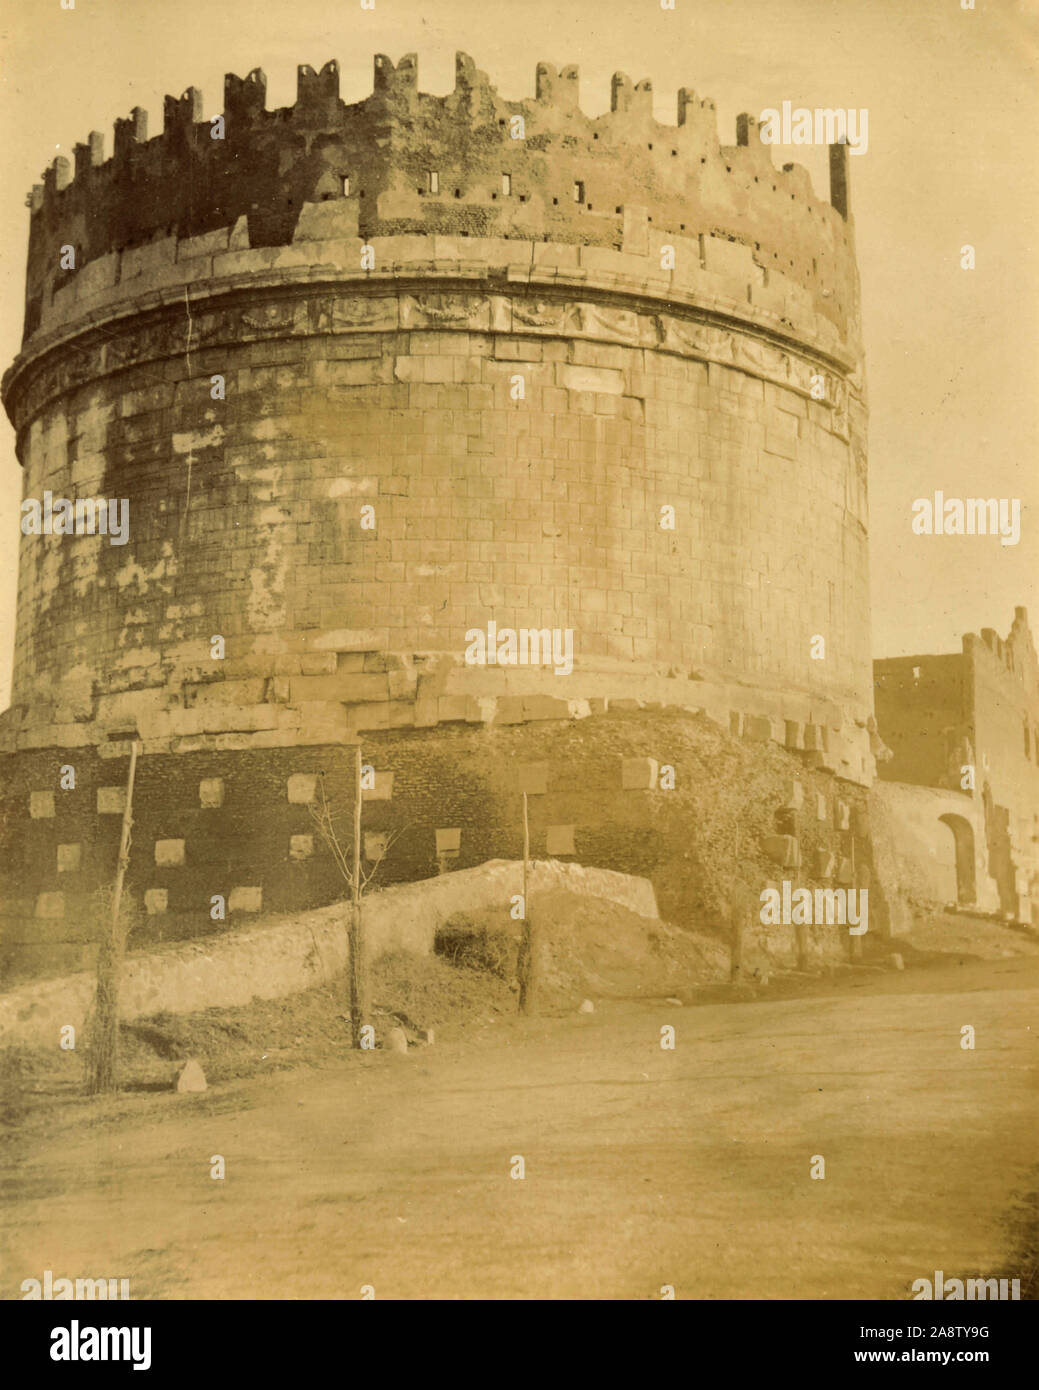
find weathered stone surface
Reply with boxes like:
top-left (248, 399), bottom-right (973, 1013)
top-left (56, 843), bottom-right (81, 872)
top-left (546, 824), bottom-right (576, 856)
top-left (742, 716), bottom-right (773, 743)
top-left (621, 757), bottom-right (658, 790)
top-left (154, 839), bottom-right (185, 867)
top-left (97, 787), bottom-right (126, 815)
top-left (784, 781), bottom-right (804, 810)
top-left (813, 850), bottom-right (836, 879)
top-left (287, 774), bottom-right (317, 805)
top-left (763, 835), bottom-right (800, 868)
top-left (199, 778), bottom-right (224, 808)
top-left (228, 886), bottom-right (263, 913)
top-left (364, 831), bottom-right (388, 861)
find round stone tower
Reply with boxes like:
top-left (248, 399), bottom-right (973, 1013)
top-left (0, 53), bottom-right (873, 974)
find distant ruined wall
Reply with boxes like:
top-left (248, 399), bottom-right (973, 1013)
top-left (869, 781), bottom-right (979, 911)
top-left (966, 613), bottom-right (1039, 919)
top-left (873, 608), bottom-right (1039, 922)
top-left (874, 653), bottom-right (967, 790)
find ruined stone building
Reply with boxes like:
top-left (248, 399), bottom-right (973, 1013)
top-left (873, 608), bottom-right (1039, 924)
top-left (1, 53), bottom-right (872, 976)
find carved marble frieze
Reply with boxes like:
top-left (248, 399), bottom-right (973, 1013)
top-left (5, 281), bottom-right (857, 439)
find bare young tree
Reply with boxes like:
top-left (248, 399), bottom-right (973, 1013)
top-left (308, 750), bottom-right (404, 1048)
top-left (516, 789), bottom-right (539, 1014)
top-left (88, 740), bottom-right (139, 1095)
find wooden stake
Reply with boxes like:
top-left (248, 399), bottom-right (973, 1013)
top-left (730, 900), bottom-right (745, 984)
top-left (90, 739), bottom-right (138, 1095)
top-left (349, 744), bottom-right (368, 1048)
top-left (519, 790), bottom-right (537, 1014)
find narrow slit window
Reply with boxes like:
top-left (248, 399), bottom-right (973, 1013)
top-left (573, 180), bottom-right (585, 203)
top-left (341, 174), bottom-right (350, 196)
top-left (501, 173), bottom-right (512, 196)
top-left (428, 170), bottom-right (439, 194)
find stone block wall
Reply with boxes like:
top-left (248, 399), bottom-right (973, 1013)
top-left (2, 220), bottom-right (873, 782)
top-left (1, 55), bottom-right (874, 975)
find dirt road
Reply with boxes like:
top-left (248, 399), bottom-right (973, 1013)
top-left (3, 957), bottom-right (1036, 1299)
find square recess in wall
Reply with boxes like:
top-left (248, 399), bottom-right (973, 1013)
top-left (97, 787), bottom-right (126, 815)
top-left (56, 843), bottom-right (81, 873)
top-left (546, 825), bottom-right (576, 856)
top-left (287, 774), bottom-right (318, 804)
top-left (435, 828), bottom-right (461, 855)
top-left (144, 888), bottom-right (169, 915)
top-left (229, 886), bottom-right (262, 913)
top-left (362, 771), bottom-right (394, 802)
top-left (155, 839), bottom-right (185, 867)
top-left (365, 831), bottom-right (389, 862)
top-left (199, 778), bottom-right (224, 808)
top-left (621, 757), bottom-right (658, 790)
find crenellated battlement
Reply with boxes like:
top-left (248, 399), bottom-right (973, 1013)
top-left (20, 52), bottom-right (860, 347)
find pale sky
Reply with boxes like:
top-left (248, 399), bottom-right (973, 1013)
top-left (1, 0), bottom-right (1036, 707)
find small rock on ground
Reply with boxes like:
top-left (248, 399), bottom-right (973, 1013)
top-left (175, 1059), bottom-right (207, 1093)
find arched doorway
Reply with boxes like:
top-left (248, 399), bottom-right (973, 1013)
top-left (938, 813), bottom-right (977, 906)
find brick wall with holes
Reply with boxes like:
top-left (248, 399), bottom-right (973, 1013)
top-left (0, 709), bottom-right (867, 981)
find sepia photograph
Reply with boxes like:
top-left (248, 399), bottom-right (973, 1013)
top-left (0, 0), bottom-right (1035, 1351)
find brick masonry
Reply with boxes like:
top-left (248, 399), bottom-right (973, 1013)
top-left (0, 711), bottom-right (872, 980)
